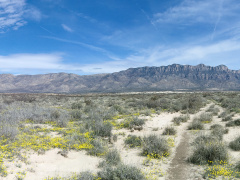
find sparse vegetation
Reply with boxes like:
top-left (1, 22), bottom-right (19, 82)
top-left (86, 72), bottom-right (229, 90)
top-left (142, 134), bottom-right (170, 158)
top-left (188, 134), bottom-right (228, 165)
top-left (187, 119), bottom-right (204, 130)
top-left (97, 164), bottom-right (146, 180)
top-left (172, 114), bottom-right (190, 125)
top-left (0, 92), bottom-right (239, 179)
top-left (229, 136), bottom-right (240, 151)
top-left (124, 135), bottom-right (142, 148)
top-left (162, 126), bottom-right (176, 135)
top-left (226, 119), bottom-right (240, 127)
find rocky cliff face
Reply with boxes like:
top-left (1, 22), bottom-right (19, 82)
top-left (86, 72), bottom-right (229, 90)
top-left (0, 64), bottom-right (239, 93)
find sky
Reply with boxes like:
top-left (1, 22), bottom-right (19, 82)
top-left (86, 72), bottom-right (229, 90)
top-left (0, 0), bottom-right (240, 75)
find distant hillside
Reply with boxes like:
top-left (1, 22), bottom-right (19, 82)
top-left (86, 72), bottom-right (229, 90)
top-left (0, 64), bottom-right (240, 93)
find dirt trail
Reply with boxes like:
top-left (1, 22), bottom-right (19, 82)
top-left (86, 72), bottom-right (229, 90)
top-left (166, 103), bottom-right (213, 180)
top-left (166, 131), bottom-right (190, 180)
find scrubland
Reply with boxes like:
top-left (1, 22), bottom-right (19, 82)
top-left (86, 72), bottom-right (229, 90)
top-left (0, 92), bottom-right (239, 180)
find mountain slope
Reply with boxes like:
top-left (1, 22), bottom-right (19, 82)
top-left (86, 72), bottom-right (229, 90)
top-left (0, 64), bottom-right (240, 93)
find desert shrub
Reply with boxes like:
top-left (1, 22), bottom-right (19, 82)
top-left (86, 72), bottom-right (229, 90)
top-left (162, 126), bottom-right (176, 135)
top-left (235, 161), bottom-right (240, 172)
top-left (198, 113), bottom-right (213, 123)
top-left (71, 102), bottom-right (83, 109)
top-left (129, 117), bottom-right (145, 128)
top-left (188, 119), bottom-right (204, 130)
top-left (142, 135), bottom-right (169, 158)
top-left (113, 134), bottom-right (118, 142)
top-left (71, 110), bottom-right (82, 120)
top-left (87, 138), bottom-right (106, 156)
top-left (229, 136), bottom-right (240, 151)
top-left (188, 135), bottom-right (228, 165)
top-left (211, 127), bottom-right (225, 140)
top-left (218, 111), bottom-right (230, 118)
top-left (206, 105), bottom-right (220, 115)
top-left (210, 124), bottom-right (228, 140)
top-left (181, 94), bottom-right (206, 113)
top-left (0, 112), bottom-right (19, 140)
top-left (172, 115), bottom-right (190, 125)
top-left (124, 135), bottom-right (142, 148)
top-left (99, 149), bottom-right (121, 167)
top-left (97, 164), bottom-right (145, 180)
top-left (66, 133), bottom-right (87, 146)
top-left (222, 115), bottom-right (233, 122)
top-left (76, 171), bottom-right (95, 180)
top-left (87, 120), bottom-right (112, 138)
top-left (226, 119), bottom-right (240, 127)
top-left (210, 124), bottom-right (222, 130)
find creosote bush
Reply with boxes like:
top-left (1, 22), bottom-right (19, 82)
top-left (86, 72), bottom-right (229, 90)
top-left (188, 134), bottom-right (228, 165)
top-left (226, 119), bottom-right (240, 127)
top-left (162, 126), bottom-right (176, 135)
top-left (124, 135), bottom-right (142, 148)
top-left (99, 149), bottom-right (121, 167)
top-left (229, 136), bottom-right (240, 151)
top-left (129, 117), bottom-right (145, 128)
top-left (206, 105), bottom-right (219, 115)
top-left (172, 115), bottom-right (190, 125)
top-left (188, 119), bottom-right (204, 130)
top-left (142, 134), bottom-right (169, 158)
top-left (97, 164), bottom-right (145, 180)
top-left (210, 124), bottom-right (228, 140)
top-left (222, 115), bottom-right (233, 122)
top-left (198, 113), bottom-right (213, 123)
top-left (87, 138), bottom-right (106, 156)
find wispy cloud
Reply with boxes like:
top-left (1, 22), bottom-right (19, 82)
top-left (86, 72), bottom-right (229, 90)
top-left (61, 24), bottom-right (73, 32)
top-left (81, 38), bottom-right (240, 73)
top-left (0, 0), bottom-right (41, 32)
top-left (0, 0), bottom-right (26, 32)
top-left (153, 0), bottom-right (236, 25)
top-left (42, 36), bottom-right (114, 56)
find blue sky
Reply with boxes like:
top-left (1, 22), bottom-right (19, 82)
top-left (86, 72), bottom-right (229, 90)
top-left (0, 0), bottom-right (240, 75)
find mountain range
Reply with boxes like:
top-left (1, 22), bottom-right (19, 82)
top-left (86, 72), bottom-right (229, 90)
top-left (0, 64), bottom-right (240, 93)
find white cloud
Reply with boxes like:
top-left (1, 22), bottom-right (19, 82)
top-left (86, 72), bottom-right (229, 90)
top-left (80, 38), bottom-right (240, 74)
top-left (0, 0), bottom-right (41, 32)
top-left (154, 0), bottom-right (237, 25)
top-left (0, 53), bottom-right (67, 70)
top-left (61, 24), bottom-right (73, 32)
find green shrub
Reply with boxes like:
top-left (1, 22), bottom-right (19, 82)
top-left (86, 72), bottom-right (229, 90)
top-left (210, 124), bottom-right (228, 140)
top-left (124, 135), bottom-right (142, 148)
top-left (75, 171), bottom-right (95, 180)
top-left (188, 135), bottom-right (228, 165)
top-left (162, 126), bottom-right (176, 135)
top-left (206, 106), bottom-right (219, 115)
top-left (99, 149), bottom-right (121, 167)
top-left (218, 111), bottom-right (230, 118)
top-left (87, 138), bottom-right (106, 156)
top-left (222, 115), bottom-right (233, 122)
top-left (71, 110), bottom-right (82, 120)
top-left (198, 113), bottom-right (213, 123)
top-left (188, 119), bottom-right (204, 130)
top-left (93, 122), bottom-right (112, 138)
top-left (129, 117), bottom-right (145, 128)
top-left (229, 136), bottom-right (240, 151)
top-left (235, 161), bottom-right (240, 172)
top-left (226, 119), bottom-right (240, 127)
top-left (71, 102), bottom-right (83, 109)
top-left (142, 135), bottom-right (169, 158)
top-left (172, 115), bottom-right (190, 125)
top-left (97, 164), bottom-right (145, 180)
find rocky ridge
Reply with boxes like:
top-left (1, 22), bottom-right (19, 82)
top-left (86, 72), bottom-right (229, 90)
top-left (0, 64), bottom-right (239, 93)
